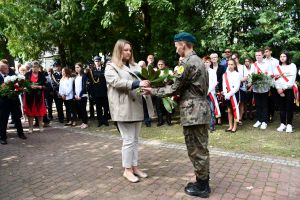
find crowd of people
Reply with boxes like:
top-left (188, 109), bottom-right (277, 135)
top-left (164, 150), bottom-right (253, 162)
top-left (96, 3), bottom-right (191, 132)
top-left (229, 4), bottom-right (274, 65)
top-left (0, 46), bottom-right (298, 144)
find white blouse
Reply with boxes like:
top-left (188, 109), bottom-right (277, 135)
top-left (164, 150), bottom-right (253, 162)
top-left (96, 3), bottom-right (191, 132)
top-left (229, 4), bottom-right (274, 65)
top-left (59, 78), bottom-right (74, 100)
top-left (238, 65), bottom-right (252, 91)
top-left (274, 63), bottom-right (297, 89)
top-left (222, 70), bottom-right (240, 97)
top-left (207, 68), bottom-right (217, 94)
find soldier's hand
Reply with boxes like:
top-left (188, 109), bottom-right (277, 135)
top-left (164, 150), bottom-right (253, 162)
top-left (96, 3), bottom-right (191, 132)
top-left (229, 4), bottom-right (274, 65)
top-left (141, 87), bottom-right (152, 95)
top-left (139, 80), bottom-right (151, 87)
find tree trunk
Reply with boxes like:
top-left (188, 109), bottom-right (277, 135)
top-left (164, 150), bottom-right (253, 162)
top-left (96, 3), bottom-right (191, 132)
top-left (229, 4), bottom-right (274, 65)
top-left (141, 2), bottom-right (152, 57)
top-left (0, 36), bottom-right (15, 67)
top-left (58, 42), bottom-right (67, 67)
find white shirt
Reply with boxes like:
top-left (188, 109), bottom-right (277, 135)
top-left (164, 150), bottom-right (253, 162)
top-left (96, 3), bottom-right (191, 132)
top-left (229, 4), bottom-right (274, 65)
top-left (264, 57), bottom-right (279, 73)
top-left (222, 70), bottom-right (240, 97)
top-left (207, 68), bottom-right (217, 94)
top-left (273, 63), bottom-right (297, 89)
top-left (238, 65), bottom-right (252, 91)
top-left (74, 75), bottom-right (83, 97)
top-left (250, 61), bottom-right (272, 93)
top-left (59, 78), bottom-right (74, 100)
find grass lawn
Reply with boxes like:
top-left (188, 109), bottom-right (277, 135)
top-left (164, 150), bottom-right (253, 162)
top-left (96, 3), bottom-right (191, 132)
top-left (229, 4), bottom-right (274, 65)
top-left (84, 112), bottom-right (300, 160)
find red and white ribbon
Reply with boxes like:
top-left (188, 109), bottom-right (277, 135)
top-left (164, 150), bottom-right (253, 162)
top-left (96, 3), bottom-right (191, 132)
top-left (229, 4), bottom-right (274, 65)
top-left (276, 66), bottom-right (299, 106)
top-left (224, 72), bottom-right (240, 121)
top-left (208, 92), bottom-right (221, 118)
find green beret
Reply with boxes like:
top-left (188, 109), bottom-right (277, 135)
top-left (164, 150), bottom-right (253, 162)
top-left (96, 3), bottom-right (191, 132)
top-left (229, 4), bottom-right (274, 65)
top-left (174, 32), bottom-right (197, 44)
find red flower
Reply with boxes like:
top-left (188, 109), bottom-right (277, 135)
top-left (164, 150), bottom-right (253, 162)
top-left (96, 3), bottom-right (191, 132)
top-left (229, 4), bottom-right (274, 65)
top-left (14, 83), bottom-right (20, 91)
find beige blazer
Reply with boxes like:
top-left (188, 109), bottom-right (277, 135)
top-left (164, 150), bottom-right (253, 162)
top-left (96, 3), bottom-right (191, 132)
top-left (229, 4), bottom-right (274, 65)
top-left (105, 62), bottom-right (154, 122)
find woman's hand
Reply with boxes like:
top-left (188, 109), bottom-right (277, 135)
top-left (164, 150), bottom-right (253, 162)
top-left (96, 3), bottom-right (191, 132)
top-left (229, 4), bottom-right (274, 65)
top-left (141, 87), bottom-right (152, 95)
top-left (62, 96), bottom-right (66, 100)
top-left (139, 80), bottom-right (151, 87)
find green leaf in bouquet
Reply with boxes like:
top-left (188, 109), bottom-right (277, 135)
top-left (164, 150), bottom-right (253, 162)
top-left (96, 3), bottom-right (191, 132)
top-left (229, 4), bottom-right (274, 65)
top-left (141, 68), bottom-right (149, 79)
top-left (162, 97), bottom-right (177, 113)
top-left (148, 66), bottom-right (158, 81)
top-left (133, 71), bottom-right (146, 80)
top-left (162, 97), bottom-right (172, 113)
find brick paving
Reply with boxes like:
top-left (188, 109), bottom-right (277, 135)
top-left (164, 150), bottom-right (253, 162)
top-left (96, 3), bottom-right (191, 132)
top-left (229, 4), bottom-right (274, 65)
top-left (0, 126), bottom-right (299, 200)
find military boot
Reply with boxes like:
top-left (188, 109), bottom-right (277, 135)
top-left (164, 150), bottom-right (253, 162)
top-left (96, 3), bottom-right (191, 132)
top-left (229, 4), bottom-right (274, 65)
top-left (187, 177), bottom-right (211, 193)
top-left (184, 178), bottom-right (210, 198)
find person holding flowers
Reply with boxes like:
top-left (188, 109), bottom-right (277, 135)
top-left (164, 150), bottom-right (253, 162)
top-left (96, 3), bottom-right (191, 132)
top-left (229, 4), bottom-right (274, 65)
top-left (250, 49), bottom-right (273, 130)
top-left (105, 39), bottom-right (154, 183)
top-left (273, 51), bottom-right (298, 133)
top-left (222, 59), bottom-right (241, 132)
top-left (23, 61), bottom-right (47, 133)
top-left (142, 32), bottom-right (211, 198)
top-left (0, 60), bottom-right (27, 144)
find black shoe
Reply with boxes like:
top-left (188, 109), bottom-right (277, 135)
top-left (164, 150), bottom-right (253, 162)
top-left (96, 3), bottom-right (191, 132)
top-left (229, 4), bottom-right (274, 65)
top-left (184, 182), bottom-right (209, 198)
top-left (0, 139), bottom-right (8, 145)
top-left (187, 182), bottom-right (211, 194)
top-left (145, 123), bottom-right (151, 127)
top-left (225, 129), bottom-right (232, 132)
top-left (98, 122), bottom-right (103, 127)
top-left (18, 134), bottom-right (27, 140)
top-left (157, 121), bottom-right (164, 127)
top-left (59, 119), bottom-right (64, 123)
top-left (103, 122), bottom-right (109, 126)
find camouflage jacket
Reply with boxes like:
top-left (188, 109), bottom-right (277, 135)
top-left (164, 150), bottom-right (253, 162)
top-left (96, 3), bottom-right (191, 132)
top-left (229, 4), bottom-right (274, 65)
top-left (152, 51), bottom-right (211, 126)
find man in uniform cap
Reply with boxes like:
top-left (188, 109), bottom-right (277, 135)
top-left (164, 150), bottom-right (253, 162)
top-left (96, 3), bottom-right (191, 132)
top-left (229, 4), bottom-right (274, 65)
top-left (143, 32), bottom-right (211, 198)
top-left (51, 61), bottom-right (64, 123)
top-left (86, 56), bottom-right (109, 127)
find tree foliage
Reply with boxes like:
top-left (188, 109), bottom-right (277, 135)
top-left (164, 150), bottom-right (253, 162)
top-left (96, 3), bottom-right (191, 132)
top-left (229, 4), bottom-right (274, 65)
top-left (0, 0), bottom-right (299, 67)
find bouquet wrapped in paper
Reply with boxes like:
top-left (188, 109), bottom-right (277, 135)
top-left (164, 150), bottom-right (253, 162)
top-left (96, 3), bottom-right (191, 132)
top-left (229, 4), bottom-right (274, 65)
top-left (0, 74), bottom-right (31, 97)
top-left (135, 65), bottom-right (177, 113)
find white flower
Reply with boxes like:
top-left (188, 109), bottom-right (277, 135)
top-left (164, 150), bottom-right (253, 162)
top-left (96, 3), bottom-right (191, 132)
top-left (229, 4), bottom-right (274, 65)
top-left (10, 75), bottom-right (17, 82)
top-left (4, 76), bottom-right (11, 83)
top-left (17, 74), bottom-right (25, 80)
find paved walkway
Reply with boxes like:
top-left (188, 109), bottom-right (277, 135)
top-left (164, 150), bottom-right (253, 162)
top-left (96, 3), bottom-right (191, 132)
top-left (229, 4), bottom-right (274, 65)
top-left (0, 125), bottom-right (299, 200)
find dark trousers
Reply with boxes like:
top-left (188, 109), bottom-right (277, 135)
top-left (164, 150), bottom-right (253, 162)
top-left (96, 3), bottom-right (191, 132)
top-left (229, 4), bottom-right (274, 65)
top-left (279, 89), bottom-right (294, 125)
top-left (183, 124), bottom-right (209, 181)
top-left (54, 93), bottom-right (64, 121)
top-left (268, 87), bottom-right (279, 120)
top-left (142, 97), bottom-right (151, 125)
top-left (64, 99), bottom-right (75, 122)
top-left (45, 94), bottom-right (54, 119)
top-left (254, 92), bottom-right (269, 123)
top-left (0, 98), bottom-right (23, 140)
top-left (155, 97), bottom-right (172, 123)
top-left (89, 95), bottom-right (95, 118)
top-left (94, 97), bottom-right (109, 124)
top-left (75, 97), bottom-right (88, 124)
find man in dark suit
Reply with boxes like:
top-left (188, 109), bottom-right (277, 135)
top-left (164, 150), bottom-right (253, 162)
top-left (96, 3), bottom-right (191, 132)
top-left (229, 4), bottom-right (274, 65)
top-left (0, 60), bottom-right (27, 145)
top-left (87, 56), bottom-right (109, 127)
top-left (51, 62), bottom-right (64, 123)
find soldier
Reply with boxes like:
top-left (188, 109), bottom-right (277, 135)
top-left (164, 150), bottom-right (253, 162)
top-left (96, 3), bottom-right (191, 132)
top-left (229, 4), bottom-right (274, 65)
top-left (87, 56), bottom-right (109, 127)
top-left (143, 32), bottom-right (211, 198)
top-left (51, 61), bottom-right (65, 123)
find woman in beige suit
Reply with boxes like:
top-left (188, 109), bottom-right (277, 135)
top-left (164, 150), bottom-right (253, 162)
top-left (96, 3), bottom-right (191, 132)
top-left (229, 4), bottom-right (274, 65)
top-left (105, 39), bottom-right (154, 183)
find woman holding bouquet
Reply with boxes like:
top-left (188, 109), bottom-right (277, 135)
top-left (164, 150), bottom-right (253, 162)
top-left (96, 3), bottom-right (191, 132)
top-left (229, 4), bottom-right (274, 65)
top-left (105, 39), bottom-right (153, 183)
top-left (274, 51), bottom-right (297, 133)
top-left (24, 61), bottom-right (47, 133)
top-left (222, 59), bottom-right (240, 132)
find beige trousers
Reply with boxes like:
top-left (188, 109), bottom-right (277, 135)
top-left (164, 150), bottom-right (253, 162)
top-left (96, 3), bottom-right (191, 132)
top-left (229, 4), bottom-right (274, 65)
top-left (117, 122), bottom-right (142, 168)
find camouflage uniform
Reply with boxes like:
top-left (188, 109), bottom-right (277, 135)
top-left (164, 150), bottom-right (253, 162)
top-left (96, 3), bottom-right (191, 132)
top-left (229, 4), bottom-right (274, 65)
top-left (152, 51), bottom-right (211, 180)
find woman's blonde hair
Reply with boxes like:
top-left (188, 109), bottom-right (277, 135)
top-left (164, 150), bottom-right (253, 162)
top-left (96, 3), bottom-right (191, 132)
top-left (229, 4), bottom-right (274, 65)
top-left (111, 39), bottom-right (135, 67)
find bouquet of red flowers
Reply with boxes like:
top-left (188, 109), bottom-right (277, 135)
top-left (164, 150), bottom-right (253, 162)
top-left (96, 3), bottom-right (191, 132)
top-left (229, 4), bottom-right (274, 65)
top-left (0, 75), bottom-right (31, 97)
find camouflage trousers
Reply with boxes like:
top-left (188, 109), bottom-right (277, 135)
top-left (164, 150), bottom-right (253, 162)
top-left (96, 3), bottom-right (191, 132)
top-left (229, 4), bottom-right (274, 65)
top-left (183, 124), bottom-right (209, 181)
